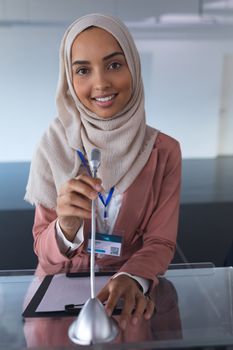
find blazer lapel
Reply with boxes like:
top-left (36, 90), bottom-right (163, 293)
top-left (114, 149), bottom-right (158, 236)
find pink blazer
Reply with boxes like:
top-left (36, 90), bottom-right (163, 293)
top-left (32, 132), bottom-right (182, 289)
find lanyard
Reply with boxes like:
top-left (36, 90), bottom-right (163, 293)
top-left (77, 149), bottom-right (115, 220)
top-left (98, 187), bottom-right (115, 219)
top-left (77, 150), bottom-right (92, 176)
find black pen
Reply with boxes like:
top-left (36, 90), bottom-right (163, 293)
top-left (65, 303), bottom-right (84, 313)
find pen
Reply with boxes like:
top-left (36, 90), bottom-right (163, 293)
top-left (65, 303), bottom-right (84, 312)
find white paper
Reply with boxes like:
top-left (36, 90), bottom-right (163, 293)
top-left (36, 274), bottom-right (110, 312)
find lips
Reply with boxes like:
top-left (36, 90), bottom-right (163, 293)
top-left (94, 94), bottom-right (115, 102)
top-left (92, 94), bottom-right (117, 107)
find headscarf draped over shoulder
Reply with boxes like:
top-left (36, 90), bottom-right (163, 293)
top-left (25, 13), bottom-right (158, 208)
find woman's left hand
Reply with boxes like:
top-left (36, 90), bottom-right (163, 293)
top-left (97, 274), bottom-right (155, 330)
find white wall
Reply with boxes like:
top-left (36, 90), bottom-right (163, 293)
top-left (217, 54), bottom-right (233, 156)
top-left (0, 1), bottom-right (233, 161)
top-left (0, 26), bottom-right (62, 162)
top-left (139, 39), bottom-right (233, 158)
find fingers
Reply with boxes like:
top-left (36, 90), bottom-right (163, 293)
top-left (96, 275), bottom-right (155, 331)
top-left (57, 192), bottom-right (91, 218)
top-left (96, 287), bottom-right (109, 306)
top-left (97, 284), bottom-right (121, 317)
top-left (119, 294), bottom-right (135, 330)
top-left (131, 294), bottom-right (147, 325)
top-left (143, 295), bottom-right (155, 320)
top-left (56, 174), bottom-right (103, 240)
top-left (59, 174), bottom-right (102, 199)
top-left (96, 276), bottom-right (129, 317)
top-left (132, 294), bottom-right (155, 326)
top-left (57, 174), bottom-right (103, 219)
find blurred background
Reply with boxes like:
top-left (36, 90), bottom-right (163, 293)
top-left (0, 0), bottom-right (232, 269)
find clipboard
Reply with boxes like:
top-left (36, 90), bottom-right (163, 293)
top-left (22, 271), bottom-right (121, 318)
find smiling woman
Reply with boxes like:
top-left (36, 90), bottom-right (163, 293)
top-left (24, 13), bottom-right (181, 331)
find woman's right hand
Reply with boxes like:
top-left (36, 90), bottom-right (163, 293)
top-left (56, 174), bottom-right (103, 242)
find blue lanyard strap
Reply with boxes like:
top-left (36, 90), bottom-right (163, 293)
top-left (98, 186), bottom-right (115, 208)
top-left (77, 150), bottom-right (92, 176)
top-left (77, 150), bottom-right (115, 216)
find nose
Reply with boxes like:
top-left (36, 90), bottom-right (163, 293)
top-left (93, 70), bottom-right (111, 92)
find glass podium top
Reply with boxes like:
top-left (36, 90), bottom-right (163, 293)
top-left (0, 265), bottom-right (233, 349)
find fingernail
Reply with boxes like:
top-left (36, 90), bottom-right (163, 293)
top-left (106, 308), bottom-right (112, 317)
top-left (120, 320), bottom-right (127, 330)
top-left (132, 316), bottom-right (138, 325)
top-left (95, 184), bottom-right (102, 191)
top-left (144, 312), bottom-right (151, 320)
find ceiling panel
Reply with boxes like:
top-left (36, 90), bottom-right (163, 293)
top-left (0, 0), bottom-right (232, 39)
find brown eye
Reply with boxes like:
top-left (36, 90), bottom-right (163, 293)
top-left (76, 67), bottom-right (89, 75)
top-left (109, 62), bottom-right (121, 70)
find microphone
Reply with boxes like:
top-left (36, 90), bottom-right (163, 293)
top-left (89, 148), bottom-right (101, 178)
top-left (68, 146), bottom-right (118, 344)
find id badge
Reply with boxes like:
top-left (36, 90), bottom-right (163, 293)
top-left (87, 232), bottom-right (123, 257)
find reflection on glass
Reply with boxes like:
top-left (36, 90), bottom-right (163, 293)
top-left (23, 276), bottom-right (181, 347)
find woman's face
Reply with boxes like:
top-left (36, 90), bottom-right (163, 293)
top-left (71, 27), bottom-right (132, 119)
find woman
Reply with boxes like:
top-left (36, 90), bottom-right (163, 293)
top-left (25, 13), bottom-right (181, 330)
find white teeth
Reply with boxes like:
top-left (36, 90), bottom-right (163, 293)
top-left (95, 95), bottom-right (114, 102)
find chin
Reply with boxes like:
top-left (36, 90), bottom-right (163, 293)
top-left (96, 111), bottom-right (115, 119)
top-left (100, 114), bottom-right (114, 119)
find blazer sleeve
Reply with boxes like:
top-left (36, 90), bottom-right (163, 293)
top-left (32, 205), bottom-right (72, 274)
top-left (118, 142), bottom-right (182, 290)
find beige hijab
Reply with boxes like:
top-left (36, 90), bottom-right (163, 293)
top-left (25, 13), bottom-right (158, 209)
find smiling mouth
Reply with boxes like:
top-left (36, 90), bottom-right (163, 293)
top-left (93, 94), bottom-right (116, 102)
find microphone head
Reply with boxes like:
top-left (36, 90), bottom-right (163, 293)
top-left (90, 148), bottom-right (101, 173)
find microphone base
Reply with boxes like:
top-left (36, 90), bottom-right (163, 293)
top-left (68, 297), bottom-right (118, 345)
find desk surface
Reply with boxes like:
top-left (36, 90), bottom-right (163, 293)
top-left (1, 266), bottom-right (233, 350)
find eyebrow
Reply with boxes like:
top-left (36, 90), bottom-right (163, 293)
top-left (72, 51), bottom-right (124, 66)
